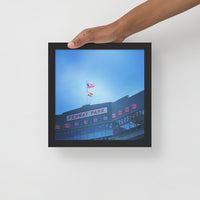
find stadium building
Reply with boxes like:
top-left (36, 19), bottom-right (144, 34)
top-left (55, 90), bottom-right (144, 140)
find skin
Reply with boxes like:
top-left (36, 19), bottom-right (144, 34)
top-left (68, 0), bottom-right (200, 49)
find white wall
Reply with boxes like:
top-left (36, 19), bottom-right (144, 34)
top-left (0, 0), bottom-right (200, 199)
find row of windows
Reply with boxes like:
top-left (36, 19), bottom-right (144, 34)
top-left (120, 122), bottom-right (143, 130)
top-left (58, 123), bottom-right (113, 136)
top-left (57, 121), bottom-right (141, 136)
top-left (56, 109), bottom-right (144, 130)
top-left (57, 118), bottom-right (143, 138)
top-left (116, 109), bottom-right (144, 126)
top-left (60, 129), bottom-right (114, 140)
top-left (66, 115), bottom-right (109, 128)
top-left (114, 123), bottom-right (144, 134)
top-left (112, 104), bottom-right (138, 118)
top-left (56, 122), bottom-right (144, 140)
top-left (56, 124), bottom-right (144, 140)
top-left (56, 123), bottom-right (144, 140)
top-left (56, 115), bottom-right (110, 130)
top-left (67, 107), bottom-right (142, 128)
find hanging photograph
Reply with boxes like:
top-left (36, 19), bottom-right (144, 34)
top-left (48, 43), bottom-right (151, 147)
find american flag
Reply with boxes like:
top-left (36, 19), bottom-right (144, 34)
top-left (87, 83), bottom-right (95, 88)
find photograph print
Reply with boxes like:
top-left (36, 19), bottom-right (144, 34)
top-left (55, 48), bottom-right (146, 142)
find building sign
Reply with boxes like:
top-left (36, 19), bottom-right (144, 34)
top-left (132, 104), bottom-right (138, 110)
top-left (66, 107), bottom-right (108, 121)
top-left (55, 125), bottom-right (61, 130)
top-left (64, 123), bottom-right (71, 128)
top-left (112, 113), bottom-right (117, 119)
top-left (125, 107), bottom-right (130, 113)
top-left (118, 110), bottom-right (123, 116)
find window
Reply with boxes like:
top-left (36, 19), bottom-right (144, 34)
top-left (106, 129), bottom-right (113, 136)
top-left (74, 135), bottom-right (79, 140)
top-left (64, 123), bottom-right (71, 128)
top-left (56, 125), bottom-right (61, 130)
top-left (88, 133), bottom-right (95, 140)
top-left (129, 123), bottom-right (134, 129)
top-left (83, 120), bottom-right (89, 125)
top-left (90, 126), bottom-right (95, 133)
top-left (81, 134), bottom-right (87, 140)
top-left (93, 118), bottom-right (98, 123)
top-left (87, 127), bottom-right (91, 133)
top-left (68, 130), bottom-right (71, 136)
top-left (77, 129), bottom-right (81, 134)
top-left (103, 115), bottom-right (108, 121)
top-left (105, 123), bottom-right (108, 128)
top-left (124, 123), bottom-right (130, 130)
top-left (74, 121), bottom-right (79, 126)
top-left (82, 128), bottom-right (86, 134)
top-left (121, 125), bottom-right (125, 129)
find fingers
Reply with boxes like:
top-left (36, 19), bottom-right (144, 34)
top-left (68, 24), bottom-right (125, 48)
top-left (113, 37), bottom-right (125, 43)
top-left (68, 29), bottom-right (94, 49)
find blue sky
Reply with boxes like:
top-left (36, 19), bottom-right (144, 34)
top-left (56, 49), bottom-right (144, 114)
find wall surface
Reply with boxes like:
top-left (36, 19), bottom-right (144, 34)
top-left (0, 0), bottom-right (200, 199)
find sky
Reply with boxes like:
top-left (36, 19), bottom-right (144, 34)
top-left (56, 49), bottom-right (144, 114)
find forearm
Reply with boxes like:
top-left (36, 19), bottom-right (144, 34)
top-left (68, 0), bottom-right (200, 48)
top-left (115, 0), bottom-right (200, 38)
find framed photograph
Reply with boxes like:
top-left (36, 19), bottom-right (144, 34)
top-left (49, 43), bottom-right (151, 147)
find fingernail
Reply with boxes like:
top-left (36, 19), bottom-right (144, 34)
top-left (68, 41), bottom-right (74, 48)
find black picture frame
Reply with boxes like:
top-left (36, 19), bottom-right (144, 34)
top-left (48, 42), bottom-right (151, 147)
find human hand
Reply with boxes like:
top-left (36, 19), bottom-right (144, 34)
top-left (68, 23), bottom-right (125, 49)
top-left (68, 0), bottom-right (200, 49)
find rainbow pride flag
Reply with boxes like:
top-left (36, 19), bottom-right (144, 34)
top-left (88, 91), bottom-right (93, 97)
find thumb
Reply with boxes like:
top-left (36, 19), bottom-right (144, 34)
top-left (68, 29), bottom-right (92, 49)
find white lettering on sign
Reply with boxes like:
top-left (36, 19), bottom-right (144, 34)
top-left (66, 107), bottom-right (108, 121)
